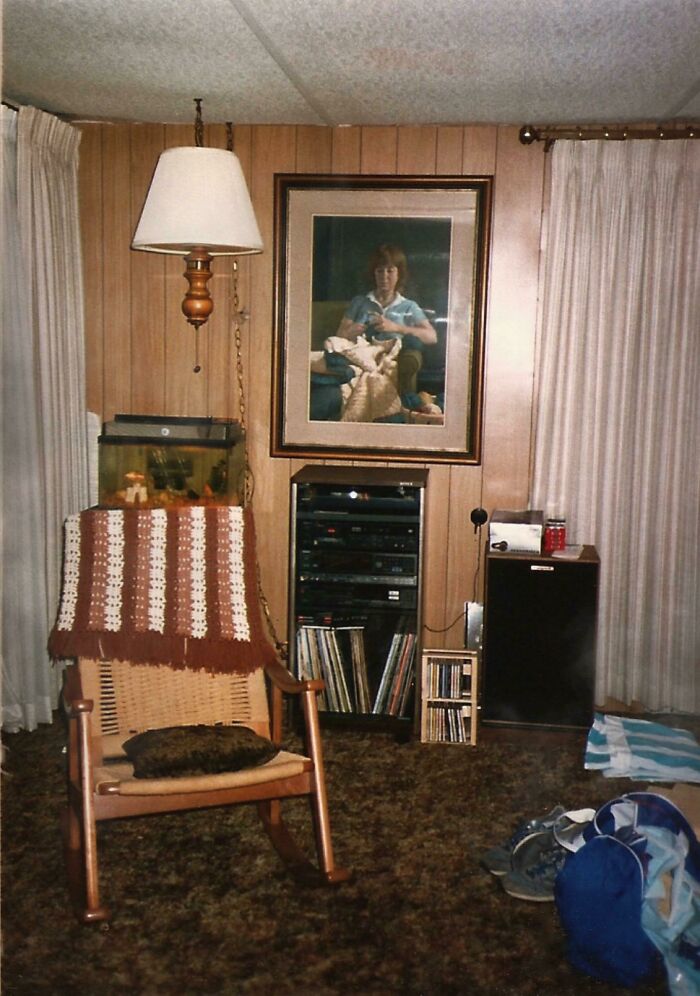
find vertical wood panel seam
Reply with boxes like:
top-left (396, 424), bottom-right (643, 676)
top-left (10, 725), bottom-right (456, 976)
top-left (128, 124), bottom-right (135, 411)
top-left (99, 124), bottom-right (108, 415)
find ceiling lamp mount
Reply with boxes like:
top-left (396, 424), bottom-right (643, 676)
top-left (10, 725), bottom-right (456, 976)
top-left (131, 98), bottom-right (263, 337)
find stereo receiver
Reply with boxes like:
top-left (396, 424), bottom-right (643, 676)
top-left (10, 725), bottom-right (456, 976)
top-left (298, 549), bottom-right (417, 584)
top-left (295, 581), bottom-right (418, 612)
top-left (297, 518), bottom-right (419, 552)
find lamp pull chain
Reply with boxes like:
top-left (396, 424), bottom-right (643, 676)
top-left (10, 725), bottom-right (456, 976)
top-left (231, 258), bottom-right (286, 658)
top-left (193, 328), bottom-right (201, 374)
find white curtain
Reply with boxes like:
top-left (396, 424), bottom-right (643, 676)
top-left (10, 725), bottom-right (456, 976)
top-left (531, 139), bottom-right (700, 713)
top-left (1, 105), bottom-right (89, 732)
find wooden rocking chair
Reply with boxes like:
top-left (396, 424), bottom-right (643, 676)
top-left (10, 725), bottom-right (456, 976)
top-left (63, 654), bottom-right (350, 923)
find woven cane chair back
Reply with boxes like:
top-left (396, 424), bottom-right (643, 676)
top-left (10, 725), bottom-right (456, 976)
top-left (78, 658), bottom-right (271, 753)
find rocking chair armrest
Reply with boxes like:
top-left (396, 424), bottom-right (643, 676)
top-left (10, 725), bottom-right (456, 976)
top-left (65, 697), bottom-right (95, 718)
top-left (263, 657), bottom-right (325, 696)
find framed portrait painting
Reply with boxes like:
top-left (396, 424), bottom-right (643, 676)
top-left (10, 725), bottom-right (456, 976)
top-left (271, 174), bottom-right (493, 464)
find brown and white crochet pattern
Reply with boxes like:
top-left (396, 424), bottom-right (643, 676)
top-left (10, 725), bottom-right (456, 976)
top-left (49, 506), bottom-right (276, 673)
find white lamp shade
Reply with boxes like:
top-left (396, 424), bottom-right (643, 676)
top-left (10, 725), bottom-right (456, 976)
top-left (132, 146), bottom-right (263, 256)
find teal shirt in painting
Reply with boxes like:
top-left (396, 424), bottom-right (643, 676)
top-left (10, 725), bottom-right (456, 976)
top-left (344, 291), bottom-right (428, 351)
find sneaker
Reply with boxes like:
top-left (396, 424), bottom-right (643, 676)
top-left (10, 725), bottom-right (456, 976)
top-left (480, 805), bottom-right (567, 876)
top-left (500, 836), bottom-right (568, 902)
top-left (510, 829), bottom-right (557, 874)
top-left (552, 808), bottom-right (596, 852)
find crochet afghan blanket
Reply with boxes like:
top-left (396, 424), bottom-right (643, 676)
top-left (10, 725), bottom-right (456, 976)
top-left (48, 506), bottom-right (277, 673)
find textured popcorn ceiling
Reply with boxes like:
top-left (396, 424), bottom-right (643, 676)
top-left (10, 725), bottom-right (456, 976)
top-left (3, 0), bottom-right (700, 125)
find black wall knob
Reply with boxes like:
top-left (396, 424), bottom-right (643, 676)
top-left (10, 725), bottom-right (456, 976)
top-left (470, 507), bottom-right (488, 532)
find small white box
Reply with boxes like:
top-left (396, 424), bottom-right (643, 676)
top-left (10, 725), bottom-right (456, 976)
top-left (489, 510), bottom-right (543, 554)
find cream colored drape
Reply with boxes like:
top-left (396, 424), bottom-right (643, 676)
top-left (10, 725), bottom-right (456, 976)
top-left (531, 139), bottom-right (700, 712)
top-left (1, 106), bottom-right (89, 731)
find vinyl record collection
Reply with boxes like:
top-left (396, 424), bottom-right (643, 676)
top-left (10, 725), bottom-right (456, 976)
top-left (295, 620), bottom-right (416, 718)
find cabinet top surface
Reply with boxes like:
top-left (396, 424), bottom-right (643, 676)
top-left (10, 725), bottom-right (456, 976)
top-left (292, 465), bottom-right (429, 488)
top-left (486, 544), bottom-right (600, 565)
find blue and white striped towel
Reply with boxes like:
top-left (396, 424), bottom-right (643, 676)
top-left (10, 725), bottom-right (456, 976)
top-left (585, 713), bottom-right (700, 783)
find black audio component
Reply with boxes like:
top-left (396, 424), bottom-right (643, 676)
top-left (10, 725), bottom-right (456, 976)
top-left (296, 580), bottom-right (418, 613)
top-left (297, 518), bottom-right (419, 553)
top-left (297, 483), bottom-right (421, 516)
top-left (298, 549), bottom-right (417, 583)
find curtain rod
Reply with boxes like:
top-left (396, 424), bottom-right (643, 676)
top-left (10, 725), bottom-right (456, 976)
top-left (520, 122), bottom-right (698, 151)
top-left (2, 99), bottom-right (73, 122)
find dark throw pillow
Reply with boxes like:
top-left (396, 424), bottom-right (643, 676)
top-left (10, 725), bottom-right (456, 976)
top-left (123, 724), bottom-right (279, 778)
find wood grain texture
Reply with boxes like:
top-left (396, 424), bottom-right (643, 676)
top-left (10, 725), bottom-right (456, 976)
top-left (248, 126), bottom-right (296, 636)
top-left (130, 123), bottom-right (166, 415)
top-left (78, 122), bottom-right (547, 650)
top-left (481, 126), bottom-right (545, 513)
top-left (100, 124), bottom-right (134, 418)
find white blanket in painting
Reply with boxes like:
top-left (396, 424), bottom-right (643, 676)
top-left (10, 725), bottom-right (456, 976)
top-left (310, 335), bottom-right (402, 423)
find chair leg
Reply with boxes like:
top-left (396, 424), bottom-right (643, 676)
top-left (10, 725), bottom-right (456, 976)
top-left (258, 690), bottom-right (351, 888)
top-left (301, 689), bottom-right (351, 885)
top-left (258, 799), bottom-right (320, 885)
top-left (61, 804), bottom-right (85, 910)
top-left (62, 793), bottom-right (110, 924)
top-left (74, 710), bottom-right (110, 924)
top-left (64, 717), bottom-right (88, 914)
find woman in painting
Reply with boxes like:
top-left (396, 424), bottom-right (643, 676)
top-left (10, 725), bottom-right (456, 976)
top-left (334, 243), bottom-right (437, 401)
top-left (309, 243), bottom-right (442, 422)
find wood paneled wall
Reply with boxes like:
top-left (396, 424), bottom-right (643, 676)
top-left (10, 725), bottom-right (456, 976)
top-left (78, 122), bottom-right (547, 650)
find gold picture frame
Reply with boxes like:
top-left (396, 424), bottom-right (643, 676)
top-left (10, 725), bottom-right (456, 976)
top-left (271, 174), bottom-right (493, 464)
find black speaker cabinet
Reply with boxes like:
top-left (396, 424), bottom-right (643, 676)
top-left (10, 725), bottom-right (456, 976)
top-left (483, 546), bottom-right (599, 729)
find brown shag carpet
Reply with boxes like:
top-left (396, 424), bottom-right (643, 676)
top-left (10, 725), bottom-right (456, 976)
top-left (3, 712), bottom-right (697, 995)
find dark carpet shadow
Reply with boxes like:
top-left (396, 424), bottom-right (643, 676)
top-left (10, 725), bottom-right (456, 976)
top-left (4, 712), bottom-right (697, 995)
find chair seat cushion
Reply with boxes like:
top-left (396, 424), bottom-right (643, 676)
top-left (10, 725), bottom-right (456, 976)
top-left (123, 724), bottom-right (279, 778)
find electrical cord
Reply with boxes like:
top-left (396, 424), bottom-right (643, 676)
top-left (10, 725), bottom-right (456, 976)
top-left (424, 608), bottom-right (467, 635)
top-left (472, 532), bottom-right (483, 603)
top-left (424, 521), bottom-right (485, 635)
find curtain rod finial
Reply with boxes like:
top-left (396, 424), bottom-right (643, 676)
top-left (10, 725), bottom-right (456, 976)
top-left (519, 124), bottom-right (539, 145)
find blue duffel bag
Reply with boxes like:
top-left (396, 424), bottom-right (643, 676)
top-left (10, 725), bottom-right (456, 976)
top-left (555, 791), bottom-right (700, 992)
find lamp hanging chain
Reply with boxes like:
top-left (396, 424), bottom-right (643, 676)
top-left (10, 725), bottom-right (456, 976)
top-left (191, 97), bottom-right (205, 373)
top-left (194, 98), bottom-right (204, 148)
top-left (231, 260), bottom-right (249, 493)
top-left (230, 260), bottom-right (287, 659)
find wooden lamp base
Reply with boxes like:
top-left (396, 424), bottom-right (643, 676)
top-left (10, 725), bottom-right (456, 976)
top-left (182, 248), bottom-right (214, 329)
